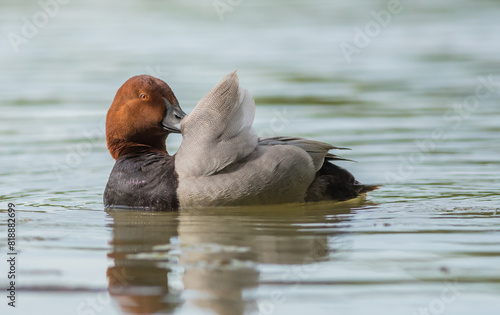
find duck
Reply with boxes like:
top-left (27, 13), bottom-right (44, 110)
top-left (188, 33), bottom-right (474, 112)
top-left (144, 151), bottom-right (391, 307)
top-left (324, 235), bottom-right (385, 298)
top-left (104, 71), bottom-right (377, 211)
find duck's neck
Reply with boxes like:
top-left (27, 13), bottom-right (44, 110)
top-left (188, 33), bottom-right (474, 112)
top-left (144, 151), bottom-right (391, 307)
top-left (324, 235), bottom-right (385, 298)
top-left (108, 135), bottom-right (169, 160)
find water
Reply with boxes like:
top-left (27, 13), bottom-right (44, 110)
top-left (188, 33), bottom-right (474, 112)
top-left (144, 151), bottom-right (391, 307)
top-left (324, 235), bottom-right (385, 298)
top-left (1, 0), bottom-right (500, 314)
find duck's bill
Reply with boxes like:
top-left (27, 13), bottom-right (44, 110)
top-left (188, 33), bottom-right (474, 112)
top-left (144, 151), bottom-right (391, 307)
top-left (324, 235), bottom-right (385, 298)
top-left (162, 98), bottom-right (186, 134)
top-left (162, 124), bottom-right (182, 133)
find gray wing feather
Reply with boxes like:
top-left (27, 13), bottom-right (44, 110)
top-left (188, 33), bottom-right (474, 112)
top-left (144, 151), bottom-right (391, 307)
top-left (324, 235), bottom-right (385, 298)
top-left (175, 71), bottom-right (258, 177)
top-left (258, 136), bottom-right (353, 171)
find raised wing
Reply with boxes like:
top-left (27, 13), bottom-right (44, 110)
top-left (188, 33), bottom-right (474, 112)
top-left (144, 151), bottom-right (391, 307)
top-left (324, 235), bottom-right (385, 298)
top-left (175, 71), bottom-right (258, 177)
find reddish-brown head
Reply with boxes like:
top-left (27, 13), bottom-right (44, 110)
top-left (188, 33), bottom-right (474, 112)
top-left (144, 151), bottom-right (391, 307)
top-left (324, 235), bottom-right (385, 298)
top-left (106, 75), bottom-right (186, 160)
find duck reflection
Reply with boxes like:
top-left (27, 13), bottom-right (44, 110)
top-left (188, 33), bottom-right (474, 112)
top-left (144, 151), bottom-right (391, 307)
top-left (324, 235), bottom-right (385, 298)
top-left (107, 201), bottom-right (358, 315)
top-left (107, 211), bottom-right (181, 314)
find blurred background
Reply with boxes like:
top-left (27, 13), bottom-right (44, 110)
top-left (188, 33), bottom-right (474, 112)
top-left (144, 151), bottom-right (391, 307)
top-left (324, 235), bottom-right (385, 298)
top-left (0, 0), bottom-right (499, 314)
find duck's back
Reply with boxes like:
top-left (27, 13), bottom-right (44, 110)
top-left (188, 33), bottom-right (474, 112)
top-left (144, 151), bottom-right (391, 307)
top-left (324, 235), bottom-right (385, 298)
top-left (174, 72), bottom-right (313, 207)
top-left (104, 153), bottom-right (179, 211)
top-left (177, 144), bottom-right (316, 207)
top-left (172, 71), bottom-right (376, 208)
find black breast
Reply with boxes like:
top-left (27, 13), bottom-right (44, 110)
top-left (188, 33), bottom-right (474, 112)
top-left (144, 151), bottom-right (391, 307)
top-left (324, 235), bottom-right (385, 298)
top-left (103, 152), bottom-right (179, 211)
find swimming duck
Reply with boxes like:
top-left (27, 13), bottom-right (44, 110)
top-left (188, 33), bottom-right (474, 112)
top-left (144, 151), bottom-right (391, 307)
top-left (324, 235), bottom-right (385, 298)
top-left (104, 71), bottom-right (377, 211)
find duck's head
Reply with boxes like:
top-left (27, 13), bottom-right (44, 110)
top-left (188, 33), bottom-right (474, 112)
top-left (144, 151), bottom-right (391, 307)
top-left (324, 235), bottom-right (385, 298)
top-left (106, 75), bottom-right (186, 160)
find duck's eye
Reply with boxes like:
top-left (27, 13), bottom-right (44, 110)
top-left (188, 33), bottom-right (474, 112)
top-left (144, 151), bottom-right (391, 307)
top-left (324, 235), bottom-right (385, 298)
top-left (140, 94), bottom-right (149, 101)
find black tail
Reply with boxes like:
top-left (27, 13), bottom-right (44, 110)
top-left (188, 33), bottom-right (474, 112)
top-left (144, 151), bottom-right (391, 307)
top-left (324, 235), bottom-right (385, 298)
top-left (305, 161), bottom-right (379, 202)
